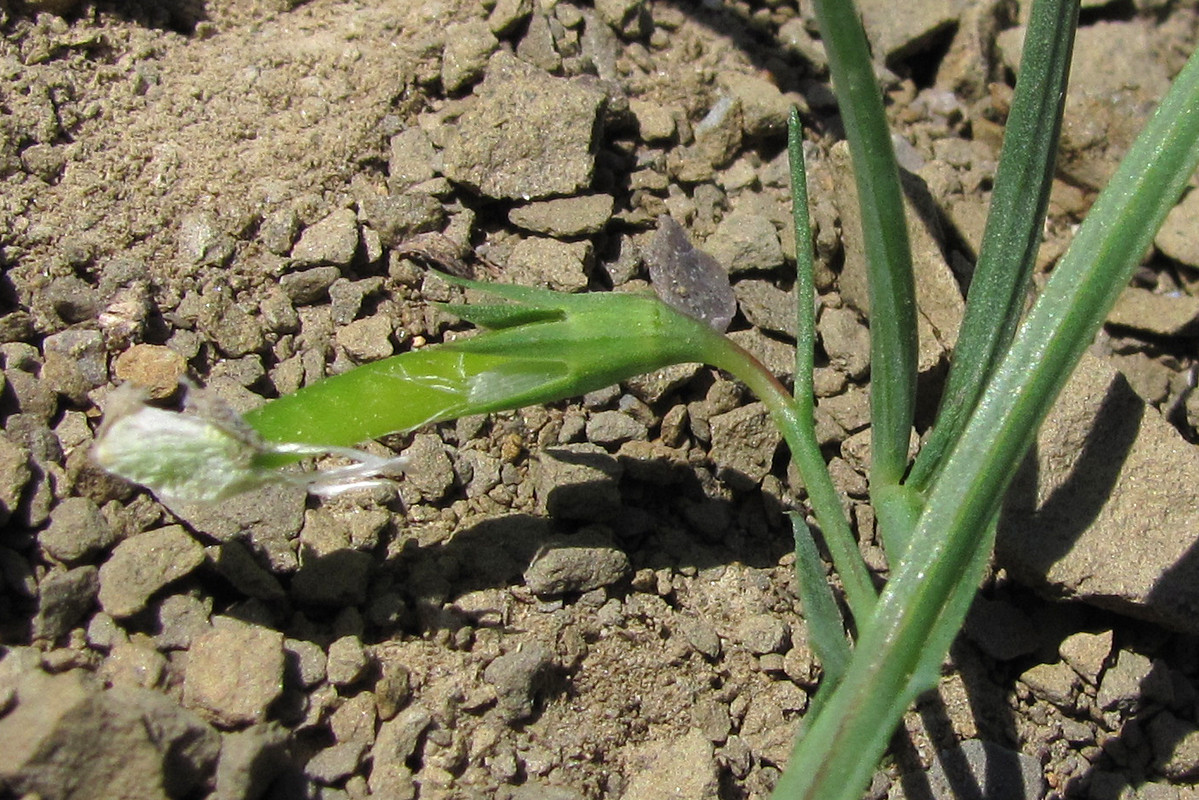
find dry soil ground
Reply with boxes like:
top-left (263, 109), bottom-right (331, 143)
top-left (2, 1), bottom-right (1199, 799)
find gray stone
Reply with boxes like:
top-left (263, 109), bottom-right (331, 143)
top-left (305, 741), bottom-right (366, 785)
top-left (703, 210), bottom-right (784, 275)
top-left (619, 729), bottom-right (719, 800)
top-left (0, 432), bottom-right (31, 525)
top-left (516, 11), bottom-right (561, 73)
top-left (629, 98), bottom-right (677, 143)
top-left (708, 402), bottom-right (781, 490)
top-left (1107, 287), bottom-right (1199, 337)
top-left (716, 71), bottom-right (792, 138)
top-left (328, 277), bottom-right (384, 326)
top-left (508, 194), bottom-right (614, 237)
top-left (511, 784), bottom-right (587, 800)
top-left (388, 128), bottom-right (437, 192)
top-left (280, 266), bottom-right (341, 305)
top-left (198, 287), bottom-right (265, 358)
top-left (507, 236), bottom-right (593, 292)
top-left (4, 365), bottom-right (58, 420)
top-left (858, 0), bottom-right (956, 63)
top-left (483, 642), bottom-right (553, 721)
top-left (532, 443), bottom-right (623, 521)
top-left (32, 566), bottom-right (98, 643)
top-left (39, 496), bottom-right (116, 564)
top-left (819, 306), bottom-right (871, 380)
top-left (676, 615), bottom-right (721, 659)
top-left (370, 705), bottom-right (430, 794)
top-left (586, 410), bottom-right (647, 446)
top-left (1156, 189), bottom-right (1199, 269)
top-left (329, 692), bottom-right (377, 745)
top-left (326, 635), bottom-right (371, 687)
top-left (1019, 661), bottom-right (1078, 709)
top-left (889, 739), bottom-right (1043, 800)
top-left (1097, 649), bottom-right (1152, 713)
top-left (817, 387), bottom-right (871, 434)
top-left (595, 0), bottom-right (647, 39)
top-left (41, 328), bottom-right (107, 404)
top-left (0, 547), bottom-right (36, 599)
top-left (183, 617), bottom-right (285, 728)
top-left (442, 52), bottom-right (605, 200)
top-left (0, 669), bottom-right (219, 800)
top-left (284, 638), bottom-right (327, 688)
top-left (100, 635), bottom-right (167, 690)
top-left (691, 97), bottom-right (743, 172)
top-left (962, 596), bottom-right (1040, 661)
top-left (441, 20), bottom-right (499, 93)
top-left (290, 208), bottom-right (359, 267)
top-left (358, 193), bottom-right (444, 249)
top-left (259, 208), bottom-right (299, 255)
top-left (178, 211), bottom-right (235, 267)
top-left (336, 314), bottom-right (395, 363)
top-left (998, 354), bottom-right (1199, 634)
top-left (733, 615), bottom-right (789, 655)
top-left (524, 526), bottom-right (630, 595)
top-left (214, 723), bottom-right (290, 800)
top-left (487, 0), bottom-right (531, 36)
top-left (98, 525), bottom-right (206, 619)
top-left (1059, 630), bottom-right (1112, 686)
top-left (734, 279), bottom-right (795, 338)
top-left (154, 593), bottom-right (213, 650)
top-left (402, 433), bottom-right (455, 502)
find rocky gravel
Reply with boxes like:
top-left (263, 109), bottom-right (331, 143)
top-left (1, 0), bottom-right (1199, 799)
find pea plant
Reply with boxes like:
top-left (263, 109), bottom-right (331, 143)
top-left (95, 0), bottom-right (1199, 796)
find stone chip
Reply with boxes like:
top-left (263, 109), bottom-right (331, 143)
top-left (98, 525), bottom-right (205, 619)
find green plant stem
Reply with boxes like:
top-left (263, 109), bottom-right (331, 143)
top-left (907, 0), bottom-right (1078, 492)
top-left (810, 0), bottom-right (917, 491)
top-left (786, 107), bottom-right (860, 673)
top-left (704, 337), bottom-right (877, 623)
top-left (772, 42), bottom-right (1199, 800)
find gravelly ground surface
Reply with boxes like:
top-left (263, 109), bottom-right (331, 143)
top-left (2, 0), bottom-right (1199, 798)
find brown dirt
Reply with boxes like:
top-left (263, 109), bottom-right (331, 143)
top-left (2, 1), bottom-right (1199, 799)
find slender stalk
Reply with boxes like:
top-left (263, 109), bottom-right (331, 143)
top-left (704, 336), bottom-right (878, 623)
top-left (810, 0), bottom-right (917, 491)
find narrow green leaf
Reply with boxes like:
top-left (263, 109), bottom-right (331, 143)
top-left (790, 514), bottom-right (851, 685)
top-left (810, 0), bottom-right (917, 490)
top-left (782, 109), bottom-right (878, 624)
top-left (908, 0), bottom-right (1078, 491)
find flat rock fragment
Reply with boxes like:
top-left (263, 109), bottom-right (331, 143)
top-left (484, 642), bottom-right (553, 722)
top-left (523, 526), bottom-right (630, 595)
top-left (183, 617), bottom-right (285, 728)
top-left (97, 525), bottom-right (206, 619)
top-left (619, 729), bottom-right (719, 800)
top-left (442, 52), bottom-right (605, 200)
top-left (646, 215), bottom-right (736, 331)
top-left (1107, 287), bottom-right (1199, 337)
top-left (0, 669), bottom-right (219, 800)
top-left (508, 194), bottom-right (614, 237)
top-left (998, 353), bottom-right (1199, 633)
top-left (1155, 188), bottom-right (1199, 269)
top-left (858, 0), bottom-right (956, 62)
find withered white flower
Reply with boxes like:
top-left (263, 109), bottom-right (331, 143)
top-left (93, 383), bottom-right (406, 504)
